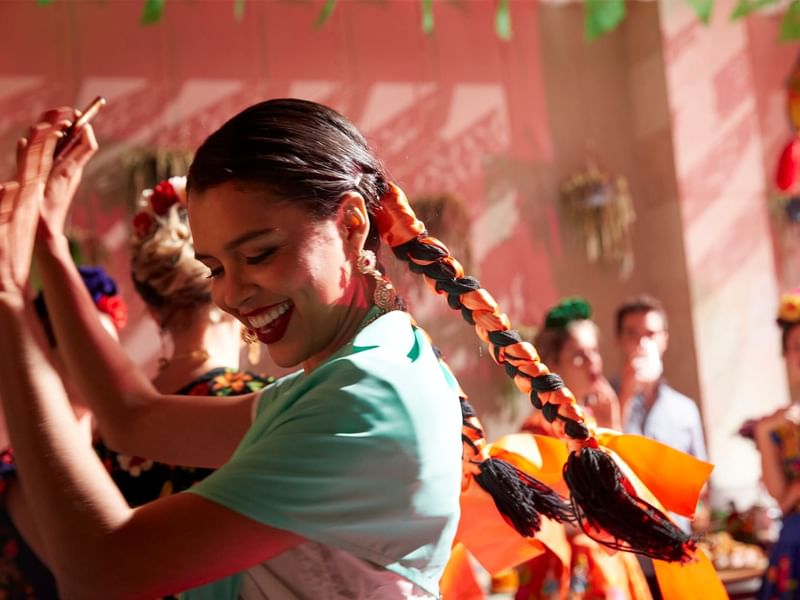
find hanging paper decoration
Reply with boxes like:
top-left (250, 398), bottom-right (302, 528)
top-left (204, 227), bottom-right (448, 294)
top-left (234, 0), bottom-right (245, 21)
top-left (31, 0), bottom-right (800, 41)
top-left (495, 0), bottom-right (512, 41)
top-left (584, 0), bottom-right (626, 42)
top-left (422, 0), bottom-right (434, 35)
top-left (140, 0), bottom-right (164, 25)
top-left (560, 165), bottom-right (636, 278)
top-left (781, 0), bottom-right (800, 42)
top-left (314, 0), bottom-right (337, 28)
top-left (686, 0), bottom-right (715, 24)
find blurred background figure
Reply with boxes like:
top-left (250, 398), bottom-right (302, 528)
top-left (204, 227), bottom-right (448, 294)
top-left (614, 295), bottom-right (708, 523)
top-left (754, 289), bottom-right (800, 599)
top-left (527, 296), bottom-right (620, 432)
top-left (613, 294), bottom-right (709, 598)
top-left (95, 176), bottom-right (272, 505)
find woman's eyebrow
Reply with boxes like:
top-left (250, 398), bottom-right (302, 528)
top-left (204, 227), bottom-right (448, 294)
top-left (194, 229), bottom-right (277, 261)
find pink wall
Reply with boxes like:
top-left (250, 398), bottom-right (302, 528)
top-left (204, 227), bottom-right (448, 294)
top-left (0, 0), bottom-right (560, 434)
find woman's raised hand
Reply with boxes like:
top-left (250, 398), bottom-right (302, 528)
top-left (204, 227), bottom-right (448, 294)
top-left (0, 122), bottom-right (63, 295)
top-left (38, 107), bottom-right (98, 238)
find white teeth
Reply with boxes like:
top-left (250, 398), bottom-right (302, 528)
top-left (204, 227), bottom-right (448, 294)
top-left (247, 302), bottom-right (291, 330)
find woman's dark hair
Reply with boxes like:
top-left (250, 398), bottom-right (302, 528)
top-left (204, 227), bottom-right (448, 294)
top-left (614, 294), bottom-right (668, 336)
top-left (187, 98), bottom-right (388, 251)
top-left (779, 320), bottom-right (800, 354)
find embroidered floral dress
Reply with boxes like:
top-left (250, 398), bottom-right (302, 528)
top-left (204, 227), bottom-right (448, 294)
top-left (0, 368), bottom-right (272, 599)
top-left (760, 421), bottom-right (800, 600)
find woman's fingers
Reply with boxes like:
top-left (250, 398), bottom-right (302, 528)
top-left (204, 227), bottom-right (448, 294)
top-left (58, 123), bottom-right (98, 169)
top-left (40, 107), bottom-right (74, 126)
top-left (18, 122), bottom-right (62, 184)
top-left (0, 182), bottom-right (20, 224)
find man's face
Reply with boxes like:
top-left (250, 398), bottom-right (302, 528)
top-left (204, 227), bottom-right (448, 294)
top-left (617, 309), bottom-right (669, 360)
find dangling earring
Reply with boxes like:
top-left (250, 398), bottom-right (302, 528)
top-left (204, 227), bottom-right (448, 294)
top-left (241, 326), bottom-right (261, 366)
top-left (357, 249), bottom-right (397, 312)
top-left (241, 327), bottom-right (257, 344)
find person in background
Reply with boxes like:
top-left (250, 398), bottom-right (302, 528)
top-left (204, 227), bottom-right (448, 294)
top-left (755, 289), bottom-right (800, 599)
top-left (527, 297), bottom-right (620, 432)
top-left (613, 294), bottom-right (708, 599)
top-left (94, 175), bottom-right (272, 507)
top-left (515, 297), bottom-right (649, 600)
top-left (614, 296), bottom-right (708, 508)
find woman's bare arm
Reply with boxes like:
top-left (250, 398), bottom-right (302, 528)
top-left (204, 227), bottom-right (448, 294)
top-left (30, 115), bottom-right (254, 467)
top-left (0, 295), bottom-right (300, 599)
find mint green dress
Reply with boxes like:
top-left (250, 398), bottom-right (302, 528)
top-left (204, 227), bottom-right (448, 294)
top-left (183, 309), bottom-right (462, 599)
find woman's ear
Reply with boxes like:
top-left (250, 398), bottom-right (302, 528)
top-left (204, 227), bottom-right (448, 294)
top-left (337, 192), bottom-right (370, 250)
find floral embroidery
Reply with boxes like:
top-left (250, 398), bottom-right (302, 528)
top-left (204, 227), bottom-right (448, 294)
top-left (115, 454), bottom-right (154, 477)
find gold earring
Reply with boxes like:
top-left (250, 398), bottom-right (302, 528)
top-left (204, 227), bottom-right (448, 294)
top-left (356, 249), bottom-right (397, 311)
top-left (241, 326), bottom-right (261, 366)
top-left (241, 327), bottom-right (258, 344)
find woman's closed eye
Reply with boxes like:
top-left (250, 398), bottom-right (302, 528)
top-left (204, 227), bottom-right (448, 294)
top-left (245, 247), bottom-right (277, 264)
top-left (205, 265), bottom-right (223, 279)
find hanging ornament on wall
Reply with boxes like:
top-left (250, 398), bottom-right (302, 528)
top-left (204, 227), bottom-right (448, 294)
top-left (772, 49), bottom-right (800, 288)
top-left (559, 164), bottom-right (636, 279)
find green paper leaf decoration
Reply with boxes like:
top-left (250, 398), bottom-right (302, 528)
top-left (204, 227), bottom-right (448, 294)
top-left (781, 0), bottom-right (800, 41)
top-left (584, 0), bottom-right (625, 41)
top-left (495, 0), bottom-right (511, 40)
top-left (314, 0), bottom-right (337, 28)
top-left (36, 0), bottom-right (55, 5)
top-left (685, 0), bottom-right (714, 25)
top-left (730, 0), bottom-right (779, 20)
top-left (140, 0), bottom-right (165, 25)
top-left (234, 0), bottom-right (245, 21)
top-left (422, 0), bottom-right (434, 35)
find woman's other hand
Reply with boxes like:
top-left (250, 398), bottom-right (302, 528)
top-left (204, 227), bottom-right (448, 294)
top-left (0, 122), bottom-right (63, 295)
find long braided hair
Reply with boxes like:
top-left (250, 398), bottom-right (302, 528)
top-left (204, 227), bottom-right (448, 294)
top-left (187, 98), bottom-right (695, 562)
top-left (379, 182), bottom-right (694, 561)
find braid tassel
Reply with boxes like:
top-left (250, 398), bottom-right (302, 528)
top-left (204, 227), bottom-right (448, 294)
top-left (377, 182), bottom-right (696, 562)
top-left (460, 397), bottom-right (574, 537)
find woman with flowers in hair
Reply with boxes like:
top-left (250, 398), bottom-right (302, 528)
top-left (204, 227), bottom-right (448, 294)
top-left (0, 100), bottom-right (712, 599)
top-left (754, 289), bottom-right (800, 598)
top-left (95, 175), bottom-right (272, 509)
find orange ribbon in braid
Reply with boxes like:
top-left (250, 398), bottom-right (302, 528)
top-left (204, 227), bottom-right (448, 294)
top-left (377, 181), bottom-right (697, 563)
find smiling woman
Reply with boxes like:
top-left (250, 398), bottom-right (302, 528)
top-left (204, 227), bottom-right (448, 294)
top-left (0, 99), bottom-right (706, 600)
